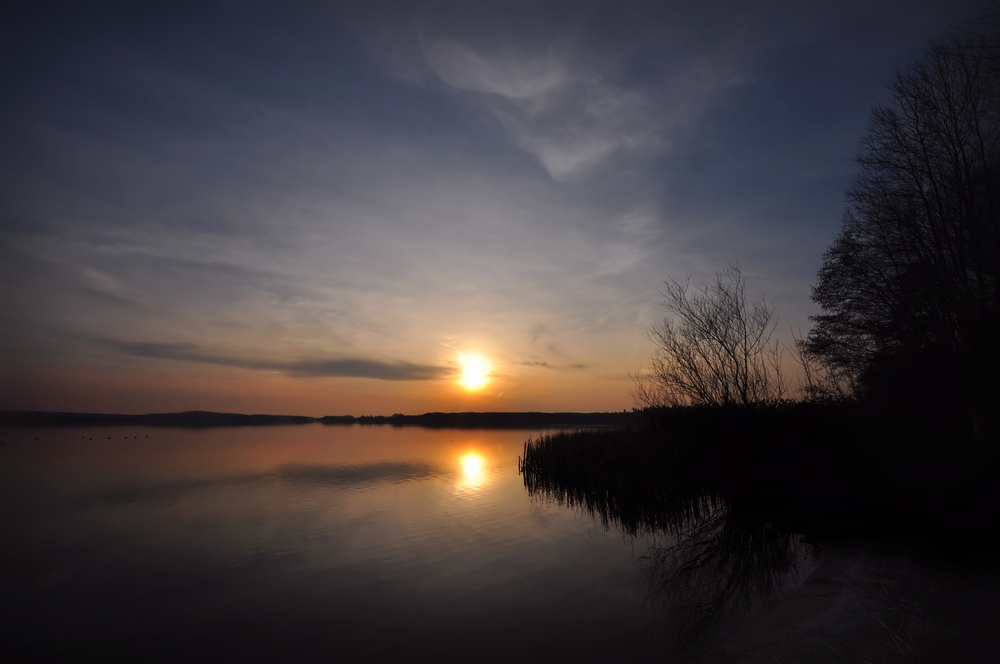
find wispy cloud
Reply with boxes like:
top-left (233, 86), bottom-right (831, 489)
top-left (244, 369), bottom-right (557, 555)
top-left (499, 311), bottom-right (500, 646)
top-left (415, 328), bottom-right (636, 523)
top-left (424, 40), bottom-right (664, 181)
top-left (424, 42), bottom-right (568, 101)
top-left (95, 339), bottom-right (453, 381)
top-left (284, 359), bottom-right (450, 381)
top-left (515, 360), bottom-right (589, 371)
top-left (419, 10), bottom-right (760, 183)
top-left (518, 360), bottom-right (554, 369)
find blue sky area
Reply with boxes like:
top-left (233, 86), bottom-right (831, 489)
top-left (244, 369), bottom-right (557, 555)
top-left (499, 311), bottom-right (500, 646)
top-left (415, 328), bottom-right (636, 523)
top-left (0, 0), bottom-right (989, 414)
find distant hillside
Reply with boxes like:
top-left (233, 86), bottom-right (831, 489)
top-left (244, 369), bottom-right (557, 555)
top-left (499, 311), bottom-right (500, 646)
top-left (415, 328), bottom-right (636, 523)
top-left (0, 410), bottom-right (637, 429)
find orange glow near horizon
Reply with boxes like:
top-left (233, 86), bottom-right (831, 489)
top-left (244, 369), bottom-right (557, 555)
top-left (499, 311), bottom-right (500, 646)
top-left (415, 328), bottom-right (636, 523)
top-left (0, 355), bottom-right (636, 416)
top-left (457, 352), bottom-right (492, 391)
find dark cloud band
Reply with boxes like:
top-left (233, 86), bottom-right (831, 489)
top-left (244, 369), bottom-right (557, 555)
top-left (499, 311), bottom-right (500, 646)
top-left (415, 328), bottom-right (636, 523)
top-left (96, 339), bottom-right (453, 381)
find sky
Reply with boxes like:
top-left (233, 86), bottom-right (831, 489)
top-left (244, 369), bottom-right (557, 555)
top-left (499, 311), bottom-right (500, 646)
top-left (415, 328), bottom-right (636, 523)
top-left (0, 0), bottom-right (989, 416)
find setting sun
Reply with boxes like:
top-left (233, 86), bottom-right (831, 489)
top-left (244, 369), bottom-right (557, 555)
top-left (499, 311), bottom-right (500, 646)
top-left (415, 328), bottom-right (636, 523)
top-left (457, 352), bottom-right (492, 391)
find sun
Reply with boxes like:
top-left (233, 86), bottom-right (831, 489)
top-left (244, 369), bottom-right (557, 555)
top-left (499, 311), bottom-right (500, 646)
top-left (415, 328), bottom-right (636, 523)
top-left (457, 352), bottom-right (492, 391)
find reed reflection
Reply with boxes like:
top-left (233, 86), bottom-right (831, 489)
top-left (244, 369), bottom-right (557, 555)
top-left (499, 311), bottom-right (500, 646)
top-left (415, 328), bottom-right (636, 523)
top-left (519, 429), bottom-right (814, 649)
top-left (643, 501), bottom-right (813, 649)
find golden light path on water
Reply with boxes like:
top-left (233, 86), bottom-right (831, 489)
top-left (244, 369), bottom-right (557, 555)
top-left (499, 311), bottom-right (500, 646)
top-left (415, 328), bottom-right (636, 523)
top-left (457, 450), bottom-right (487, 491)
top-left (0, 425), bottom-right (674, 660)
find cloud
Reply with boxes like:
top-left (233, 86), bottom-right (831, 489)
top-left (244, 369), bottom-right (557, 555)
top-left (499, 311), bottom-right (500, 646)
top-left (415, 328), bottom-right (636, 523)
top-left (498, 80), bottom-right (661, 180)
top-left (418, 6), bottom-right (763, 184)
top-left (529, 324), bottom-right (548, 344)
top-left (515, 360), bottom-right (589, 371)
top-left (518, 360), bottom-right (554, 369)
top-left (283, 359), bottom-right (451, 380)
top-left (96, 340), bottom-right (200, 360)
top-left (95, 339), bottom-right (453, 381)
top-left (424, 40), bottom-right (661, 181)
top-left (423, 42), bottom-right (567, 100)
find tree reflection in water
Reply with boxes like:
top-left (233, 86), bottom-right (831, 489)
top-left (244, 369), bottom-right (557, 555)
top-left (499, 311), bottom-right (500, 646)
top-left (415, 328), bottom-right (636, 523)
top-left (642, 499), bottom-right (814, 649)
top-left (519, 429), bottom-right (815, 650)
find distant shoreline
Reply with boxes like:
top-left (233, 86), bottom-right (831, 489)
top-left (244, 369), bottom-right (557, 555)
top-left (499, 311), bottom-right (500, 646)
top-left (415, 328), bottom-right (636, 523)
top-left (0, 410), bottom-right (638, 429)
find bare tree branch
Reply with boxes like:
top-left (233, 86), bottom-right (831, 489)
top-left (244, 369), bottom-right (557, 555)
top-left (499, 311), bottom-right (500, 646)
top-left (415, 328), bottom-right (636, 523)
top-left (632, 265), bottom-right (785, 409)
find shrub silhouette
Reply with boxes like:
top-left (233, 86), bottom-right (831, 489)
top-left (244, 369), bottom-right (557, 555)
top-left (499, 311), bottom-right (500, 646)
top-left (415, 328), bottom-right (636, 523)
top-left (632, 264), bottom-right (786, 409)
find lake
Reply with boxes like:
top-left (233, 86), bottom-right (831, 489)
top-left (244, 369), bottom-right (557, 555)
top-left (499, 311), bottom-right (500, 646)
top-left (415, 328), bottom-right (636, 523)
top-left (0, 424), bottom-right (674, 661)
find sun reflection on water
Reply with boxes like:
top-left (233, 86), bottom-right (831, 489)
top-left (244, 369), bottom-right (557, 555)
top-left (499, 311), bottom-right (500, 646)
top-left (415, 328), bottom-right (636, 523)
top-left (457, 451), bottom-right (487, 491)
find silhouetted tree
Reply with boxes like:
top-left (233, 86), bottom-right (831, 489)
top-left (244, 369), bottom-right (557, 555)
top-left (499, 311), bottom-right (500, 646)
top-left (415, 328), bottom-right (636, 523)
top-left (633, 265), bottom-right (786, 408)
top-left (804, 32), bottom-right (1000, 449)
top-left (644, 506), bottom-right (812, 650)
top-left (792, 327), bottom-right (857, 401)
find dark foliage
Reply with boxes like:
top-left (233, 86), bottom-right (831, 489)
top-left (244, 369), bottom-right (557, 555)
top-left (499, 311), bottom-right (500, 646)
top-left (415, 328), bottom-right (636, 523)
top-left (519, 428), bottom-right (713, 537)
top-left (521, 404), bottom-right (871, 528)
top-left (519, 403), bottom-right (1000, 650)
top-left (519, 421), bottom-right (820, 649)
top-left (804, 31), bottom-right (1000, 454)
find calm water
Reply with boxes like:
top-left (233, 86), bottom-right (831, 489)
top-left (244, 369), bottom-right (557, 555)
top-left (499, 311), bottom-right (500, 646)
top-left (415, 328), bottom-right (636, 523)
top-left (0, 424), bottom-right (672, 661)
